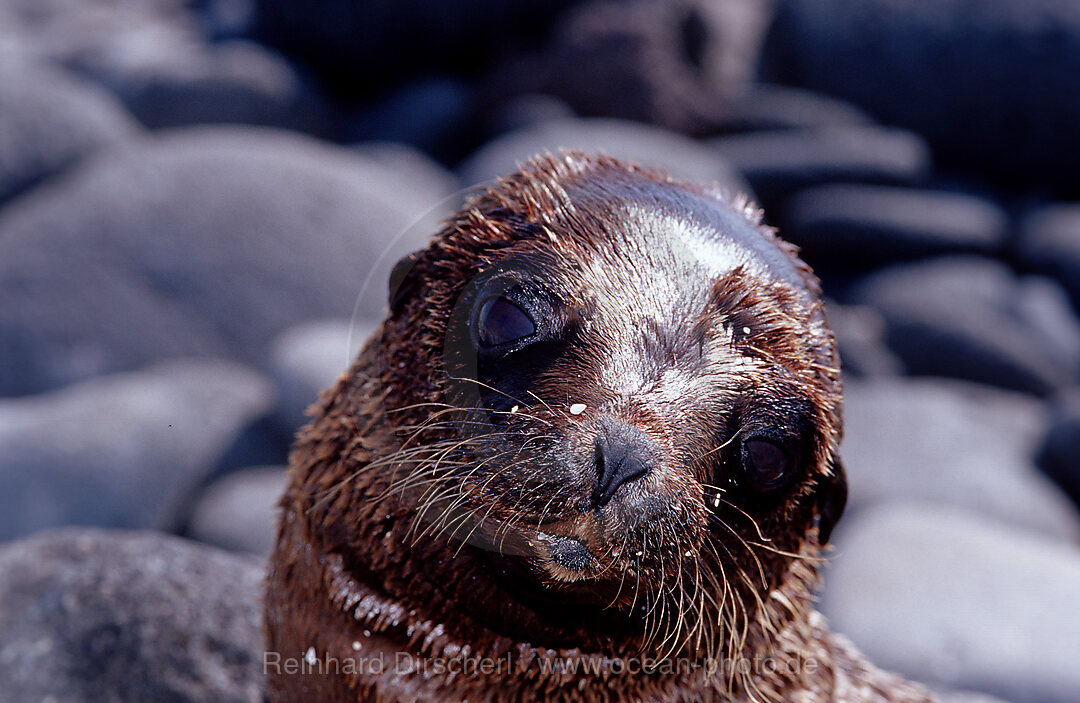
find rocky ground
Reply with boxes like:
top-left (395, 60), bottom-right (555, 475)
top-left (1, 1), bottom-right (1078, 702)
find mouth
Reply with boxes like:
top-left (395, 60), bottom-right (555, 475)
top-left (505, 490), bottom-right (693, 588)
top-left (482, 534), bottom-right (627, 616)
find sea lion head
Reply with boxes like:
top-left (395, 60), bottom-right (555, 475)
top-left (375, 152), bottom-right (844, 662)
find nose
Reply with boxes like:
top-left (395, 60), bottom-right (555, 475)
top-left (591, 419), bottom-right (659, 509)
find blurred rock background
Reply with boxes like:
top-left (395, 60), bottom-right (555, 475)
top-left (1, 1), bottom-right (1078, 701)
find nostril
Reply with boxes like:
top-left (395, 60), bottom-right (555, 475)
top-left (591, 420), bottom-right (657, 509)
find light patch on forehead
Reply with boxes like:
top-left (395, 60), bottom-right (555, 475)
top-left (632, 206), bottom-right (803, 286)
top-left (567, 204), bottom-right (803, 396)
top-left (567, 232), bottom-right (703, 392)
top-left (574, 206), bottom-right (769, 314)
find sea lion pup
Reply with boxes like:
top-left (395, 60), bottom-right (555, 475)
top-left (265, 152), bottom-right (934, 703)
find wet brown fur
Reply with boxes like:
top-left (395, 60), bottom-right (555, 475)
top-left (265, 153), bottom-right (936, 703)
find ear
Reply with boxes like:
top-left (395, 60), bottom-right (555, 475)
top-left (388, 252), bottom-right (422, 315)
top-left (813, 456), bottom-right (847, 545)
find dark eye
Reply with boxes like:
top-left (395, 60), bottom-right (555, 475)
top-left (742, 438), bottom-right (792, 490)
top-left (478, 296), bottom-right (536, 347)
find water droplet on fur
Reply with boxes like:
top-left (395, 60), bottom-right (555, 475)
top-left (569, 403), bottom-right (586, 415)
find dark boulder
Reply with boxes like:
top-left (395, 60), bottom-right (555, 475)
top-left (0, 528), bottom-right (265, 703)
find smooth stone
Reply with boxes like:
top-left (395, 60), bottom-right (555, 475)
top-left (840, 378), bottom-right (1078, 541)
top-left (0, 359), bottom-right (275, 541)
top-left (93, 36), bottom-right (328, 133)
top-left (709, 126), bottom-right (931, 206)
top-left (352, 141), bottom-right (462, 211)
top-left (4, 2), bottom-right (325, 133)
top-left (714, 83), bottom-right (874, 133)
top-left (0, 0), bottom-right (192, 71)
top-left (458, 117), bottom-right (748, 195)
top-left (484, 93), bottom-right (577, 137)
top-left (267, 319), bottom-right (373, 436)
top-left (0, 11), bottom-right (26, 66)
top-left (349, 140), bottom-right (460, 206)
top-left (766, 0), bottom-right (1080, 186)
top-left (200, 0), bottom-right (257, 39)
top-left (0, 528), bottom-right (264, 702)
top-left (1037, 385), bottom-right (1080, 509)
top-left (821, 503), bottom-right (1080, 703)
top-left (483, 0), bottom-right (773, 134)
top-left (849, 257), bottom-right (1080, 396)
top-left (936, 692), bottom-right (1014, 703)
top-left (1018, 204), bottom-right (1080, 309)
top-left (252, 0), bottom-right (584, 95)
top-left (783, 184), bottom-right (1007, 271)
top-left (187, 466), bottom-right (287, 555)
top-left (346, 76), bottom-right (474, 160)
top-left (0, 61), bottom-right (141, 204)
top-left (825, 302), bottom-right (903, 377)
top-left (0, 126), bottom-right (454, 396)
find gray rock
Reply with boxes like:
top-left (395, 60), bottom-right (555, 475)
top-left (346, 76), bottom-right (474, 159)
top-left (783, 185), bottom-right (1007, 271)
top-left (253, 0), bottom-right (585, 95)
top-left (850, 257), bottom-right (1080, 396)
top-left (0, 126), bottom-right (454, 396)
top-left (352, 141), bottom-right (462, 207)
top-left (0, 359), bottom-right (274, 541)
top-left (1018, 204), bottom-right (1080, 309)
top-left (201, 0), bottom-right (257, 39)
top-left (458, 117), bottom-right (749, 195)
top-left (268, 319), bottom-right (375, 435)
top-left (0, 61), bottom-right (141, 204)
top-left (825, 302), bottom-right (902, 377)
top-left (840, 378), bottom-right (1078, 540)
top-left (715, 83), bottom-right (874, 133)
top-left (936, 692), bottom-right (1014, 703)
top-left (767, 0), bottom-right (1080, 187)
top-left (821, 503), bottom-right (1080, 703)
top-left (0, 528), bottom-right (264, 703)
top-left (0, 2), bottom-right (322, 133)
top-left (0, 14), bottom-right (26, 67)
top-left (485, 93), bottom-right (577, 137)
top-left (188, 466), bottom-right (287, 555)
top-left (710, 126), bottom-right (931, 207)
top-left (485, 0), bottom-right (774, 134)
top-left (1038, 386), bottom-right (1080, 509)
top-left (0, 0), bottom-right (192, 71)
top-left (93, 37), bottom-right (329, 132)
